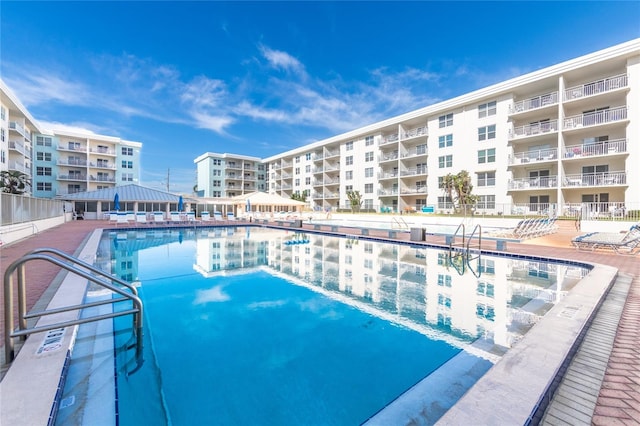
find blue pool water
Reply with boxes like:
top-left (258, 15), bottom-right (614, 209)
top-left (59, 226), bottom-right (589, 425)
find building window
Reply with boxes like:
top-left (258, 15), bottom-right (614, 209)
top-left (365, 183), bottom-right (373, 193)
top-left (477, 171), bottom-right (496, 187)
top-left (345, 141), bottom-right (353, 151)
top-left (295, 179), bottom-right (300, 186)
top-left (305, 177), bottom-right (311, 185)
top-left (478, 148), bottom-right (496, 164)
top-left (365, 167), bottom-right (374, 178)
top-left (438, 134), bottom-right (453, 148)
top-left (478, 125), bottom-right (496, 141)
top-left (0, 106), bottom-right (5, 121)
top-left (346, 171), bottom-right (353, 180)
top-left (477, 195), bottom-right (496, 209)
top-left (438, 155), bottom-right (453, 168)
top-left (121, 147), bottom-right (133, 156)
top-left (295, 167), bottom-right (300, 175)
top-left (36, 136), bottom-right (52, 147)
top-left (305, 153), bottom-right (311, 161)
top-left (416, 143), bottom-right (427, 154)
top-left (345, 185), bottom-right (353, 192)
top-left (122, 173), bottom-right (133, 182)
top-left (213, 169), bottom-right (221, 176)
top-left (305, 165), bottom-right (311, 173)
top-left (438, 196), bottom-right (453, 209)
top-left (365, 152), bottom-right (374, 162)
top-left (345, 155), bottom-right (353, 166)
top-left (365, 135), bottom-right (374, 146)
top-left (36, 182), bottom-right (52, 191)
top-left (121, 160), bottom-right (133, 169)
top-left (295, 156), bottom-right (300, 163)
top-left (478, 101), bottom-right (497, 118)
top-left (0, 129), bottom-right (4, 142)
top-left (36, 152), bottom-right (52, 161)
top-left (364, 199), bottom-right (373, 209)
top-left (36, 167), bottom-right (52, 176)
top-left (213, 180), bottom-right (221, 187)
top-left (439, 113), bottom-right (453, 128)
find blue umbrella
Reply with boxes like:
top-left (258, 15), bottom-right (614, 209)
top-left (246, 199), bottom-right (251, 212)
top-left (114, 193), bottom-right (120, 211)
top-left (178, 195), bottom-right (184, 212)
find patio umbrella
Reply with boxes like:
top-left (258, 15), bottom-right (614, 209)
top-left (178, 195), bottom-right (184, 212)
top-left (114, 193), bottom-right (120, 211)
top-left (246, 199), bottom-right (251, 212)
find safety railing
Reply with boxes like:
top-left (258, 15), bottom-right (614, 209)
top-left (3, 247), bottom-right (143, 371)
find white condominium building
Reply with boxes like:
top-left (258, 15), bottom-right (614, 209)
top-left (199, 38), bottom-right (638, 217)
top-left (194, 152), bottom-right (267, 198)
top-left (0, 79), bottom-right (142, 198)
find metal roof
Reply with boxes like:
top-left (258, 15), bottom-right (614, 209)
top-left (58, 184), bottom-right (187, 202)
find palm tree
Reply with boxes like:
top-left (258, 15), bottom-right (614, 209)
top-left (346, 190), bottom-right (363, 213)
top-left (0, 171), bottom-right (31, 194)
top-left (442, 170), bottom-right (478, 213)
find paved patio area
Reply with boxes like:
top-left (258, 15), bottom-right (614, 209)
top-left (1, 219), bottom-right (638, 424)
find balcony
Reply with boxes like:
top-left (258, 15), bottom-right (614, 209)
top-left (563, 106), bottom-right (627, 130)
top-left (380, 133), bottom-right (399, 146)
top-left (509, 148), bottom-right (557, 165)
top-left (59, 159), bottom-right (88, 167)
top-left (323, 149), bottom-right (340, 159)
top-left (8, 122), bottom-right (31, 141)
top-left (401, 125), bottom-right (428, 140)
top-left (56, 188), bottom-right (87, 195)
top-left (89, 161), bottom-right (116, 170)
top-left (378, 189), bottom-right (398, 197)
top-left (563, 171), bottom-right (626, 187)
top-left (401, 146), bottom-right (427, 158)
top-left (563, 138), bottom-right (627, 159)
top-left (8, 141), bottom-right (26, 156)
top-left (564, 74), bottom-right (627, 101)
top-left (400, 187), bottom-right (427, 195)
top-left (89, 147), bottom-right (116, 156)
top-left (400, 167), bottom-right (427, 177)
top-left (510, 92), bottom-right (558, 115)
top-left (508, 176), bottom-right (558, 190)
top-left (90, 175), bottom-right (115, 182)
top-left (378, 171), bottom-right (398, 180)
top-left (57, 144), bottom-right (87, 153)
top-left (379, 151), bottom-right (399, 162)
top-left (323, 192), bottom-right (340, 199)
top-left (58, 174), bottom-right (88, 181)
top-left (225, 163), bottom-right (242, 170)
top-left (8, 160), bottom-right (29, 174)
top-left (509, 119), bottom-right (558, 140)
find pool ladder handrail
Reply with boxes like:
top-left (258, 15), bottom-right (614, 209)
top-left (3, 247), bottom-right (143, 369)
top-left (447, 223), bottom-right (483, 277)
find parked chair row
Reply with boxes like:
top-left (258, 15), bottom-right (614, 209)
top-left (571, 224), bottom-right (640, 255)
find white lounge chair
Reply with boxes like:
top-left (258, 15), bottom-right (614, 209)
top-left (227, 212), bottom-right (235, 221)
top-left (152, 212), bottom-right (165, 224)
top-left (186, 212), bottom-right (196, 222)
top-left (213, 211), bottom-right (223, 222)
top-left (116, 212), bottom-right (129, 226)
top-left (136, 212), bottom-right (148, 226)
top-left (201, 211), bottom-right (211, 222)
top-left (170, 212), bottom-right (182, 224)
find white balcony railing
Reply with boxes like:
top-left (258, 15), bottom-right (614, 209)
top-left (563, 138), bottom-right (627, 158)
top-left (58, 159), bottom-right (89, 166)
top-left (510, 91), bottom-right (558, 114)
top-left (564, 74), bottom-right (628, 101)
top-left (58, 174), bottom-right (88, 181)
top-left (89, 147), bottom-right (116, 156)
top-left (8, 160), bottom-right (29, 174)
top-left (508, 176), bottom-right (558, 190)
top-left (378, 171), bottom-right (398, 179)
top-left (510, 119), bottom-right (558, 139)
top-left (8, 141), bottom-right (26, 156)
top-left (563, 106), bottom-right (627, 130)
top-left (89, 162), bottom-right (116, 170)
top-left (509, 148), bottom-right (558, 165)
top-left (563, 171), bottom-right (626, 187)
top-left (401, 125), bottom-right (428, 140)
top-left (379, 152), bottom-right (399, 162)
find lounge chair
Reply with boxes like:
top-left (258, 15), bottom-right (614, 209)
top-left (186, 212), bottom-right (196, 222)
top-left (152, 212), bottom-right (165, 224)
top-left (201, 211), bottom-right (211, 222)
top-left (135, 212), bottom-right (148, 226)
top-left (170, 212), bottom-right (182, 224)
top-left (227, 212), bottom-right (235, 221)
top-left (116, 212), bottom-right (129, 226)
top-left (571, 224), bottom-right (640, 255)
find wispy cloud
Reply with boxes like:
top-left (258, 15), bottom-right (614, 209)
top-left (258, 44), bottom-right (306, 77)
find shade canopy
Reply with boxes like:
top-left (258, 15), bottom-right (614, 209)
top-left (113, 193), bottom-right (120, 211)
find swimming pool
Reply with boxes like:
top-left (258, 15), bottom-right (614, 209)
top-left (55, 226), bottom-right (590, 425)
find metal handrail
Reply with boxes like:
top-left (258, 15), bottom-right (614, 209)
top-left (450, 223), bottom-right (465, 250)
top-left (466, 224), bottom-right (482, 254)
top-left (3, 249), bottom-right (143, 368)
top-left (391, 216), bottom-right (409, 230)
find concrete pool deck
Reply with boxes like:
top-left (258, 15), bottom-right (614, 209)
top-left (1, 218), bottom-right (639, 424)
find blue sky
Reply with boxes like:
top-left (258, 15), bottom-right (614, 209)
top-left (2, 1), bottom-right (639, 193)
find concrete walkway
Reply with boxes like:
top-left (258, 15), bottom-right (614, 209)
top-left (1, 219), bottom-right (639, 424)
